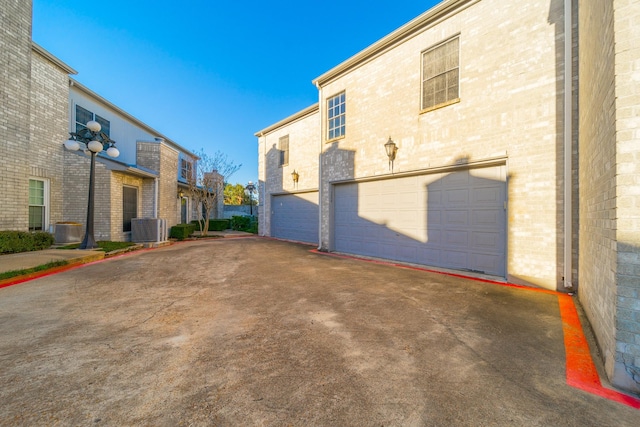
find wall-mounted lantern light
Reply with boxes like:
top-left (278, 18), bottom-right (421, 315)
top-left (384, 137), bottom-right (398, 172)
top-left (291, 170), bottom-right (299, 187)
top-left (177, 189), bottom-right (184, 199)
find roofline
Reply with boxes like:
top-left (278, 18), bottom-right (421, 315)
top-left (312, 0), bottom-right (477, 87)
top-left (69, 78), bottom-right (197, 157)
top-left (254, 103), bottom-right (319, 137)
top-left (31, 42), bottom-right (77, 75)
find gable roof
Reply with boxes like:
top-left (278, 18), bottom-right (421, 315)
top-left (69, 78), bottom-right (197, 158)
top-left (312, 0), bottom-right (476, 87)
top-left (255, 103), bottom-right (319, 137)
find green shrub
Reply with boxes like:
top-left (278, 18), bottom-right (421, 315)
top-left (191, 219), bottom-right (230, 232)
top-left (230, 216), bottom-right (257, 234)
top-left (0, 230), bottom-right (54, 254)
top-left (209, 219), bottom-right (230, 231)
top-left (32, 231), bottom-right (54, 250)
top-left (170, 224), bottom-right (196, 240)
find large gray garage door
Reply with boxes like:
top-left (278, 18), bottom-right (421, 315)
top-left (271, 191), bottom-right (319, 244)
top-left (333, 166), bottom-right (506, 276)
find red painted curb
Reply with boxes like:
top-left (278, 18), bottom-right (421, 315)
top-left (310, 249), bottom-right (640, 409)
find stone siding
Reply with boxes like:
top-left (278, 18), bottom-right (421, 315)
top-left (62, 152), bottom-right (112, 241)
top-left (29, 47), bottom-right (71, 229)
top-left (317, 0), bottom-right (576, 290)
top-left (257, 107), bottom-right (320, 237)
top-left (0, 0), bottom-right (32, 230)
top-left (579, 0), bottom-right (640, 394)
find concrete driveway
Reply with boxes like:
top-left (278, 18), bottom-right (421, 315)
top-left (0, 238), bottom-right (638, 426)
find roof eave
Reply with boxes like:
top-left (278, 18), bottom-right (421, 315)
top-left (312, 0), bottom-right (476, 87)
top-left (255, 103), bottom-right (319, 137)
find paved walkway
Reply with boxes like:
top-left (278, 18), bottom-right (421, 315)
top-left (0, 230), bottom-right (251, 275)
top-left (0, 238), bottom-right (638, 425)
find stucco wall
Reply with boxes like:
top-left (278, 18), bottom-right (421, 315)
top-left (317, 0), bottom-right (574, 290)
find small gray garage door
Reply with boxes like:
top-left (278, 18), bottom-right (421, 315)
top-left (333, 166), bottom-right (506, 276)
top-left (271, 191), bottom-right (319, 244)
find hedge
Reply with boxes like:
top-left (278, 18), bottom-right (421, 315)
top-left (191, 219), bottom-right (230, 231)
top-left (230, 216), bottom-right (258, 234)
top-left (169, 224), bottom-right (196, 240)
top-left (0, 231), bottom-right (54, 254)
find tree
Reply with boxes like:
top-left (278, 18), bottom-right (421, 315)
top-left (186, 149), bottom-right (241, 236)
top-left (224, 183), bottom-right (249, 205)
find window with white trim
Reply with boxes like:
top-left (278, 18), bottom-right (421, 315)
top-left (327, 92), bottom-right (346, 140)
top-left (28, 179), bottom-right (49, 231)
top-left (180, 158), bottom-right (193, 180)
top-left (421, 36), bottom-right (460, 111)
top-left (278, 135), bottom-right (289, 167)
top-left (75, 105), bottom-right (110, 136)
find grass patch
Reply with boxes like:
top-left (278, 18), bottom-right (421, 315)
top-left (57, 241), bottom-right (138, 252)
top-left (0, 260), bottom-right (69, 281)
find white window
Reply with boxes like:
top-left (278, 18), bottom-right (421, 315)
top-left (29, 179), bottom-right (49, 231)
top-left (421, 36), bottom-right (460, 111)
top-left (75, 105), bottom-right (110, 136)
top-left (327, 92), bottom-right (346, 140)
top-left (180, 158), bottom-right (193, 180)
top-left (279, 135), bottom-right (289, 167)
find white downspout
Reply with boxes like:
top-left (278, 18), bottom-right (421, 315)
top-left (316, 81), bottom-right (323, 251)
top-left (153, 177), bottom-right (158, 219)
top-left (563, 0), bottom-right (573, 289)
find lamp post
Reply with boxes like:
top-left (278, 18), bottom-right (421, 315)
top-left (245, 181), bottom-right (256, 216)
top-left (64, 120), bottom-right (119, 249)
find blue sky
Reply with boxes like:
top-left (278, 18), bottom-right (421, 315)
top-left (33, 0), bottom-right (439, 186)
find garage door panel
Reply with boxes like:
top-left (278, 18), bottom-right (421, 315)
top-left (446, 210), bottom-right (469, 226)
top-left (447, 188), bottom-right (469, 204)
top-left (333, 166), bottom-right (506, 277)
top-left (442, 250), bottom-right (469, 268)
top-left (445, 230), bottom-right (469, 247)
top-left (271, 192), bottom-right (318, 244)
top-left (473, 209), bottom-right (501, 227)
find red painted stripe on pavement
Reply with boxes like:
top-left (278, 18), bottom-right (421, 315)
top-left (310, 248), bottom-right (640, 409)
top-left (558, 294), bottom-right (640, 409)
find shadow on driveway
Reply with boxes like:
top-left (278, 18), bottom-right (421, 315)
top-left (0, 238), bottom-right (638, 425)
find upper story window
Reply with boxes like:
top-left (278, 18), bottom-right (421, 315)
top-left (180, 158), bottom-right (193, 180)
top-left (327, 92), bottom-right (345, 140)
top-left (75, 105), bottom-right (110, 136)
top-left (421, 36), bottom-right (460, 111)
top-left (278, 135), bottom-right (289, 167)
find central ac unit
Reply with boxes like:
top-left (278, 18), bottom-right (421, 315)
top-left (131, 218), bottom-right (167, 243)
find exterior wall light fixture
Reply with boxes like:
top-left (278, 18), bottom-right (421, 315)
top-left (384, 137), bottom-right (398, 172)
top-left (291, 170), bottom-right (299, 187)
top-left (177, 189), bottom-right (184, 199)
top-left (64, 120), bottom-right (119, 249)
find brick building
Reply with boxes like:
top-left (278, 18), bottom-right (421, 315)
top-left (0, 0), bottom-right (202, 243)
top-left (257, 0), bottom-right (640, 393)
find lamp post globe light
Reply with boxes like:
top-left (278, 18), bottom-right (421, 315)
top-left (64, 120), bottom-right (119, 249)
top-left (245, 181), bottom-right (256, 216)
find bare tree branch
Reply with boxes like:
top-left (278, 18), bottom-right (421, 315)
top-left (186, 149), bottom-right (241, 236)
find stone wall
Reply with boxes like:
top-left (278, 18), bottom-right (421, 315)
top-left (317, 0), bottom-right (576, 290)
top-left (0, 0), bottom-right (32, 230)
top-left (62, 152), bottom-right (113, 241)
top-left (257, 106), bottom-right (320, 237)
top-left (29, 47), bottom-right (71, 230)
top-left (579, 0), bottom-right (640, 394)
